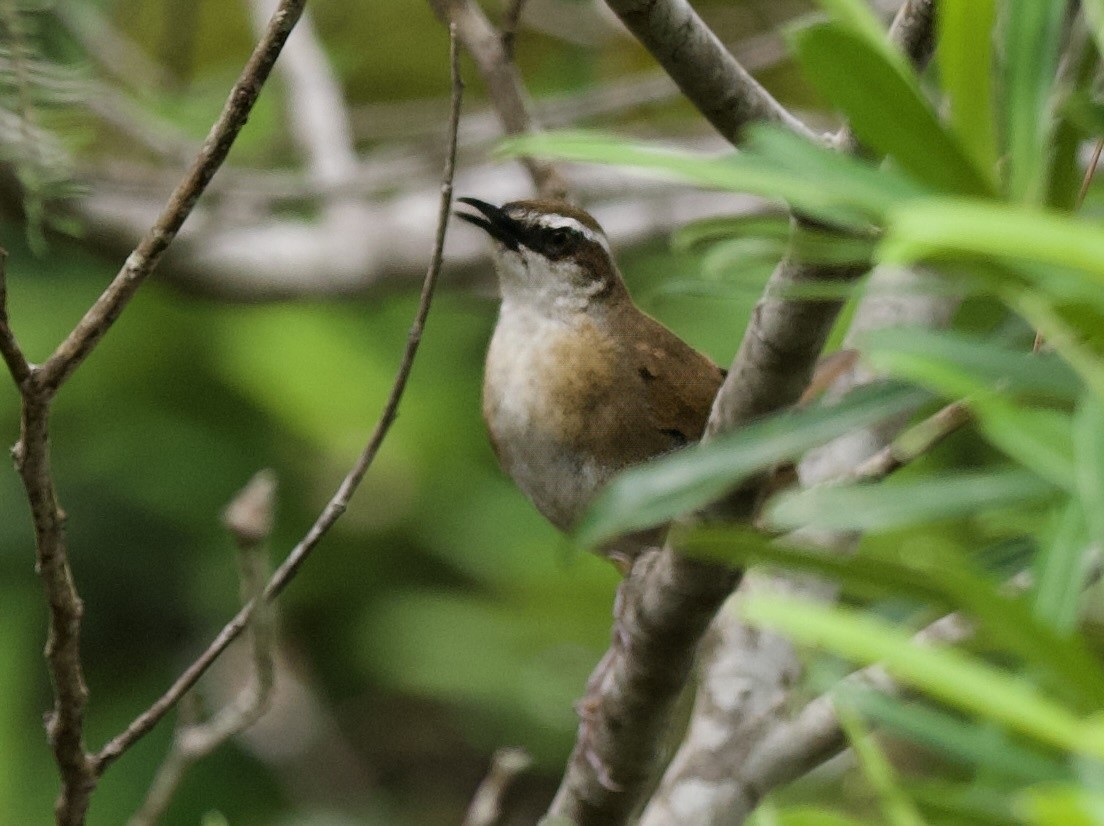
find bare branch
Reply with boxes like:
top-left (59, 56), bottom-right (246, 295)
top-left (602, 0), bottom-right (817, 146)
top-left (463, 747), bottom-right (533, 826)
top-left (52, 1), bottom-right (172, 93)
top-left (36, 0), bottom-right (309, 394)
top-left (0, 248), bottom-right (30, 385)
top-left (429, 0), bottom-right (569, 198)
top-left (129, 471), bottom-right (279, 826)
top-left (93, 27), bottom-right (465, 772)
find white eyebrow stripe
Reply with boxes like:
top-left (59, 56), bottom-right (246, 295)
top-left (528, 213), bottom-right (611, 254)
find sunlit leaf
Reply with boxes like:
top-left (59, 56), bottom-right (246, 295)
top-left (939, 0), bottom-right (999, 178)
top-left (790, 23), bottom-right (991, 195)
top-left (881, 199), bottom-right (1104, 281)
top-left (1016, 784), bottom-right (1104, 826)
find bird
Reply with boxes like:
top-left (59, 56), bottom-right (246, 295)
top-left (456, 197), bottom-right (726, 571)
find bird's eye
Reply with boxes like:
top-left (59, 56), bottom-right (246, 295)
top-left (546, 229), bottom-right (572, 253)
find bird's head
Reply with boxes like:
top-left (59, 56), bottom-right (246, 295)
top-left (456, 197), bottom-right (627, 315)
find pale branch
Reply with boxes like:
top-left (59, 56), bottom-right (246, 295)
top-left (601, 0), bottom-right (817, 146)
top-left (428, 0), bottom-right (569, 199)
top-left (463, 747), bottom-right (534, 826)
top-left (546, 3), bottom-right (939, 822)
top-left (246, 0), bottom-right (359, 192)
top-left (129, 471), bottom-right (279, 826)
top-left (93, 28), bottom-right (465, 773)
top-left (36, 0), bottom-right (309, 395)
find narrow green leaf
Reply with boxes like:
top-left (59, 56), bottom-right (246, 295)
top-left (741, 595), bottom-right (1104, 758)
top-left (845, 691), bottom-right (1070, 783)
top-left (971, 401), bottom-right (1076, 491)
top-left (881, 199), bottom-right (1104, 282)
top-left (1075, 394), bottom-right (1104, 542)
top-left (862, 327), bottom-right (1084, 402)
top-left (499, 130), bottom-right (912, 224)
top-left (1011, 291), bottom-right (1104, 403)
top-left (687, 525), bottom-right (1104, 709)
top-left (789, 23), bottom-right (991, 196)
top-left (1004, 0), bottom-right (1068, 202)
top-left (838, 704), bottom-right (926, 826)
top-left (575, 383), bottom-right (927, 547)
top-left (767, 469), bottom-right (1058, 533)
top-left (938, 0), bottom-right (999, 178)
top-left (1034, 503), bottom-right (1091, 633)
top-left (671, 213), bottom-right (792, 252)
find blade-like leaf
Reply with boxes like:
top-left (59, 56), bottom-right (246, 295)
top-left (938, 0), bottom-right (999, 179)
top-left (789, 23), bottom-right (991, 196)
top-left (844, 690), bottom-right (1070, 783)
top-left (862, 327), bottom-right (1084, 402)
top-left (838, 704), bottom-right (926, 826)
top-left (499, 130), bottom-right (919, 224)
top-left (575, 383), bottom-right (927, 547)
top-left (1034, 503), bottom-right (1091, 633)
top-left (686, 525), bottom-right (1104, 708)
top-left (741, 595), bottom-right (1104, 758)
top-left (1004, 0), bottom-right (1067, 202)
top-left (880, 199), bottom-right (1104, 282)
top-left (767, 469), bottom-right (1058, 533)
top-left (1075, 394), bottom-right (1104, 542)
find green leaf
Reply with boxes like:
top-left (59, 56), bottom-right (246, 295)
top-left (972, 401), bottom-right (1075, 490)
top-left (880, 199), bottom-right (1104, 281)
top-left (1084, 1), bottom-right (1104, 69)
top-left (671, 212), bottom-right (792, 252)
top-left (1017, 784), bottom-right (1104, 826)
top-left (789, 23), bottom-right (991, 196)
top-left (500, 129), bottom-right (923, 224)
top-left (575, 383), bottom-right (927, 547)
top-left (1034, 503), bottom-right (1091, 633)
top-left (838, 703), bottom-right (926, 826)
top-left (767, 469), bottom-right (1058, 533)
top-left (862, 327), bottom-right (1084, 402)
top-left (1074, 394), bottom-right (1104, 542)
top-left (844, 691), bottom-right (1070, 783)
top-left (938, 0), bottom-right (999, 179)
top-left (1004, 0), bottom-right (1068, 202)
top-left (741, 595), bottom-right (1104, 758)
top-left (686, 525), bottom-right (1104, 709)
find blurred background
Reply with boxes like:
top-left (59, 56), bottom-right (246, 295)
top-left (0, 0), bottom-right (840, 822)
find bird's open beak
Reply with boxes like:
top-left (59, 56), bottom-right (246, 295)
top-left (455, 197), bottom-right (522, 251)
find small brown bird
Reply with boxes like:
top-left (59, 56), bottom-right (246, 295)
top-left (457, 198), bottom-right (725, 569)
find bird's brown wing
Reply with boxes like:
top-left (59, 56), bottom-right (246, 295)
top-left (630, 313), bottom-right (725, 449)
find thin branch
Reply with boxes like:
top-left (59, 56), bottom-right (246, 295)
top-left (463, 747), bottom-right (533, 826)
top-left (93, 27), bottom-right (465, 773)
top-left (848, 400), bottom-right (971, 481)
top-left (547, 3), bottom-right (938, 821)
top-left (129, 471), bottom-right (279, 826)
top-left (429, 0), bottom-right (568, 199)
top-left (602, 0), bottom-right (818, 146)
top-left (36, 0), bottom-right (309, 394)
top-left (0, 248), bottom-right (30, 385)
top-left (501, 0), bottom-right (527, 60)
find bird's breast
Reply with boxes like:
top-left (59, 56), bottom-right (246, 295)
top-left (483, 303), bottom-right (621, 529)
